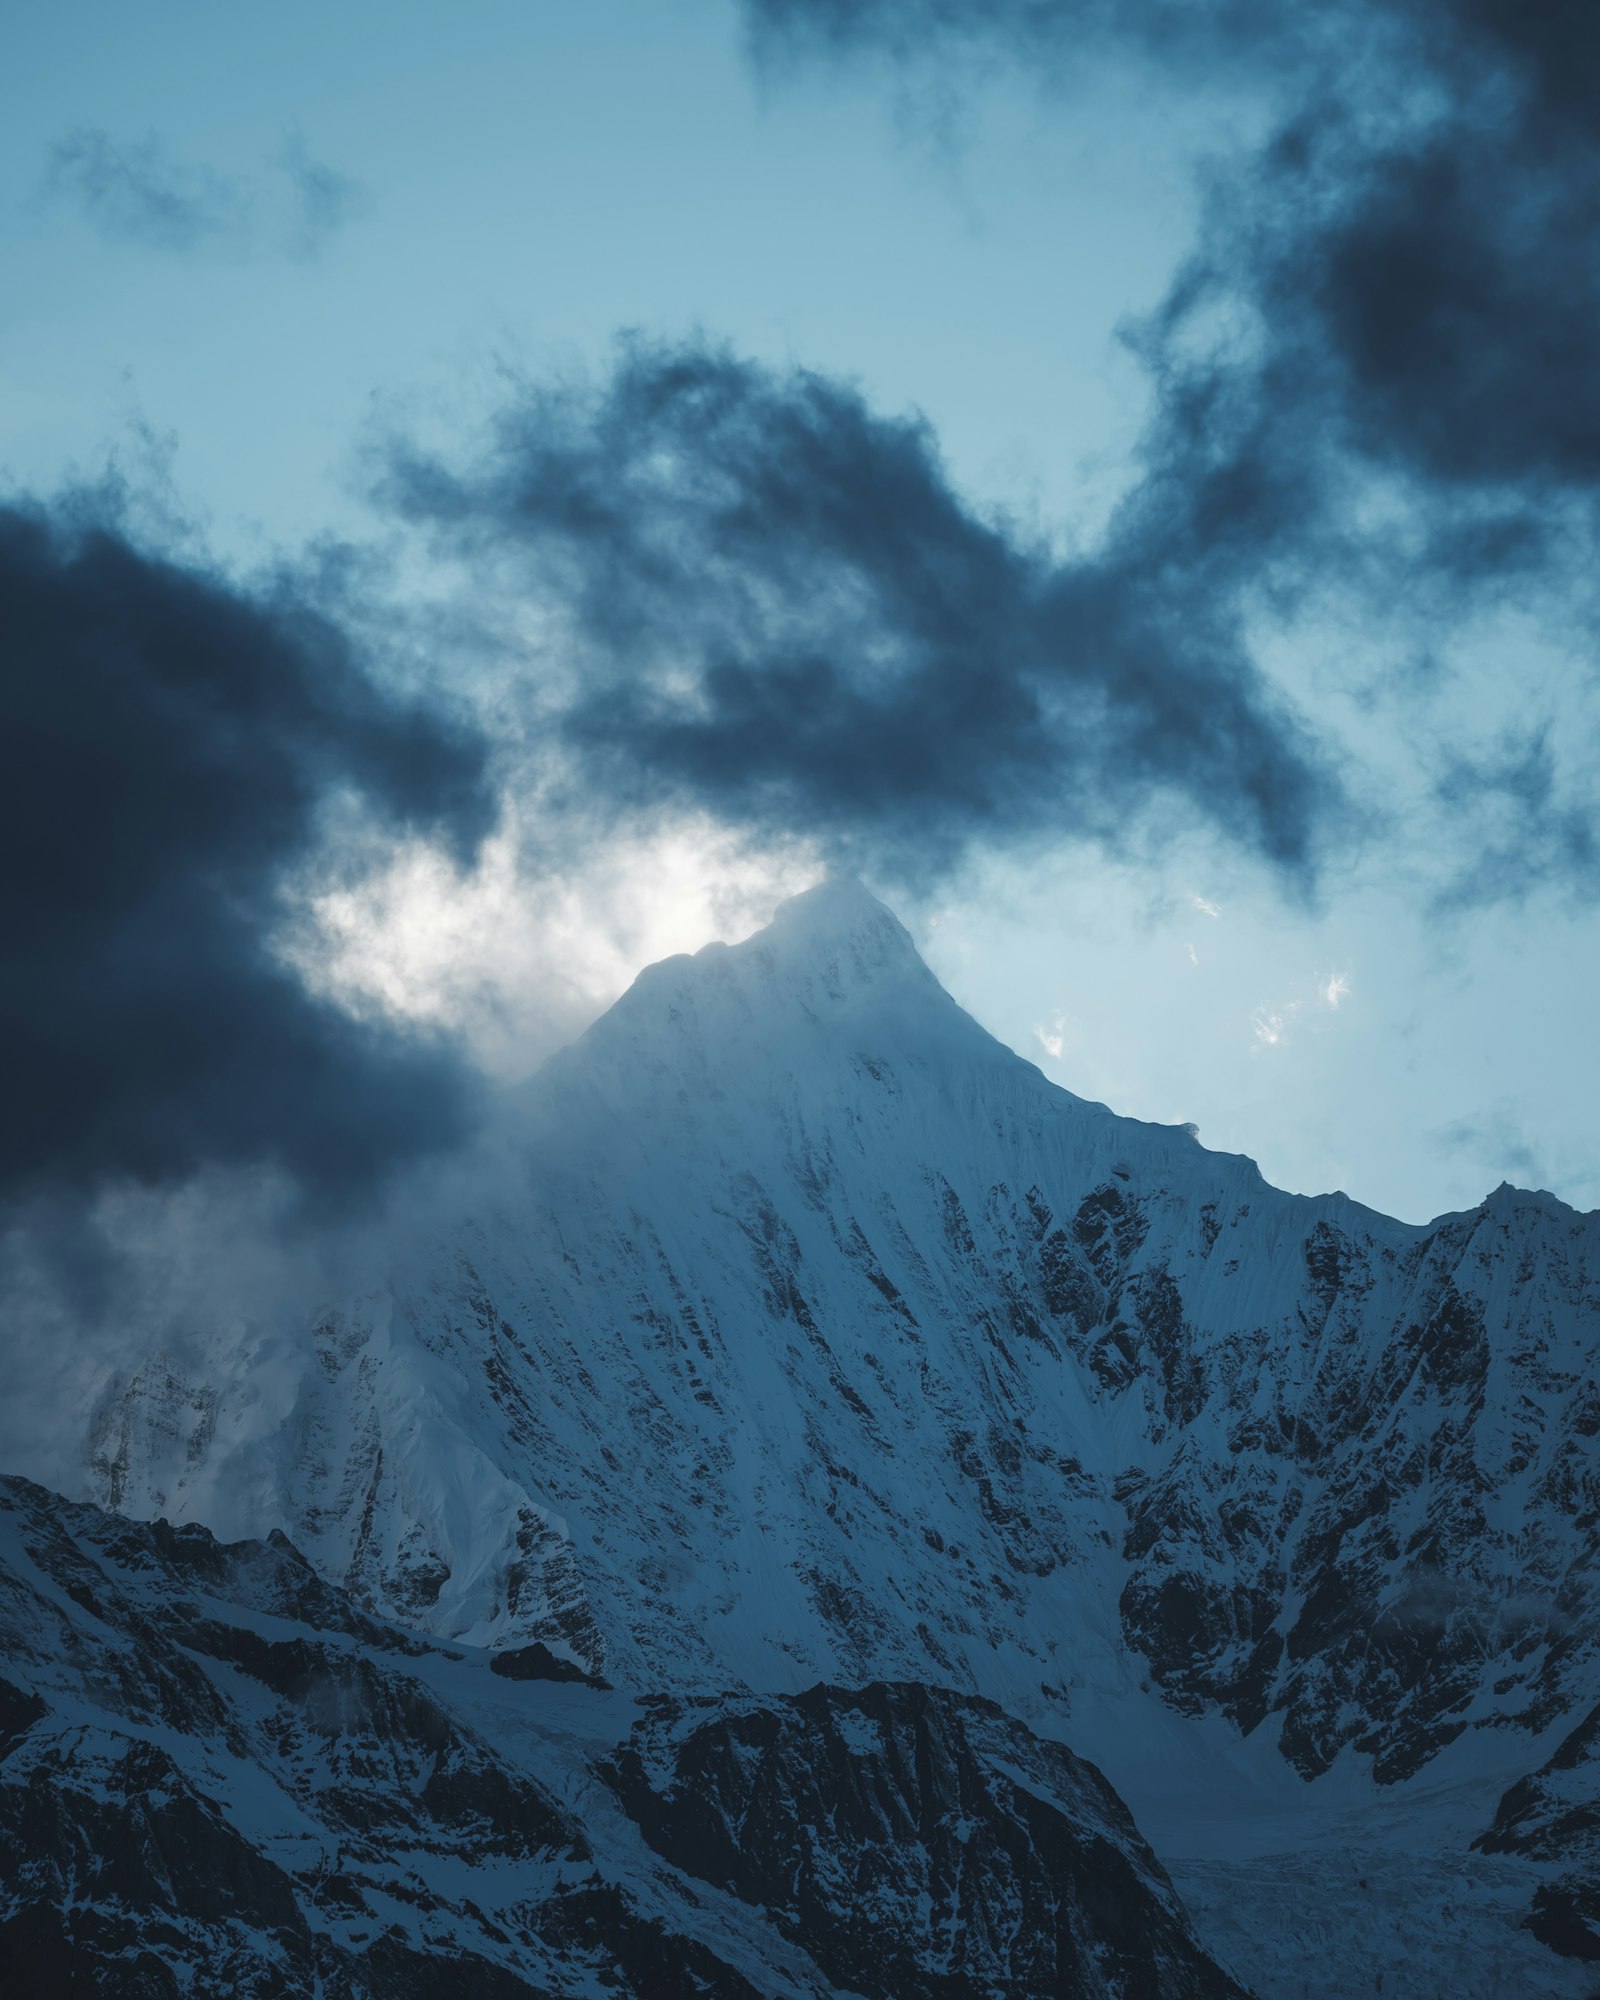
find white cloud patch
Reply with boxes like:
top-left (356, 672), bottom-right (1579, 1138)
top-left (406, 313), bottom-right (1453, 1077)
top-left (1192, 895), bottom-right (1221, 918)
top-left (1033, 1010), bottom-right (1070, 1061)
top-left (284, 810), bottom-right (820, 1079)
top-left (1251, 965), bottom-right (1351, 1049)
top-left (1251, 999), bottom-right (1301, 1048)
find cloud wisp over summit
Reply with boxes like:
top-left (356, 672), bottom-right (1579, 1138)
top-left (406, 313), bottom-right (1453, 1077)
top-left (0, 320), bottom-right (1351, 1241)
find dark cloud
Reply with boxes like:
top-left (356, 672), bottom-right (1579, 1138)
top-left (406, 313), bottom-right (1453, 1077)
top-left (0, 499), bottom-right (491, 1210)
top-left (44, 128), bottom-right (366, 260)
top-left (1432, 727), bottom-right (1600, 910)
top-left (742, 0), bottom-right (1600, 897)
top-left (1430, 1108), bottom-right (1550, 1191)
top-left (45, 130), bottom-right (250, 254)
top-left (380, 337), bottom-right (1340, 888)
top-left (742, 0), bottom-right (1301, 80)
top-left (753, 0), bottom-right (1600, 554)
top-left (279, 129), bottom-right (369, 259)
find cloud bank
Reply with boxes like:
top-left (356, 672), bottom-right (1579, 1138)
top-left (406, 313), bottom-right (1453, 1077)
top-left (743, 0), bottom-right (1600, 897)
top-left (378, 336), bottom-right (1341, 892)
top-left (1, 329), bottom-right (1343, 1229)
top-left (0, 498), bottom-right (491, 1213)
top-left (21, 0), bottom-right (1600, 1219)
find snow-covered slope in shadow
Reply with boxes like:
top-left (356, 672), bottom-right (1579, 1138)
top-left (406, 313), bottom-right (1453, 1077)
top-left (0, 1474), bottom-right (1252, 1999)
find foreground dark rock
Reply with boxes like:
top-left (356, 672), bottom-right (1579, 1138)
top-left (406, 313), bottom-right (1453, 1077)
top-left (0, 1476), bottom-right (1250, 1997)
top-left (1481, 1703), bottom-right (1600, 1962)
top-left (605, 1682), bottom-right (1248, 1999)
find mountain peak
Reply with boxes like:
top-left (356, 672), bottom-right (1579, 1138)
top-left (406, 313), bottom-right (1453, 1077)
top-left (717, 872), bottom-right (951, 1023)
top-left (562, 871), bottom-right (966, 1094)
top-left (762, 872), bottom-right (918, 960)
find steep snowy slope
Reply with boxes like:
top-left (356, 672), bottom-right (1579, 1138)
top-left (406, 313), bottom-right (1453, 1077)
top-left (86, 880), bottom-right (1600, 1808)
top-left (0, 1475), bottom-right (1250, 1998)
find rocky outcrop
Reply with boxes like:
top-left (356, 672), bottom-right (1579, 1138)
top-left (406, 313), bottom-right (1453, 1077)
top-left (605, 1681), bottom-right (1250, 1999)
top-left (0, 1476), bottom-right (1251, 1998)
top-left (1480, 1703), bottom-right (1600, 1961)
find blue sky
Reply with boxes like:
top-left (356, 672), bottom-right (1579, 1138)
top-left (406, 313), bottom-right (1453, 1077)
top-left (5, 0), bottom-right (1598, 1225)
top-left (2, 0), bottom-right (1197, 554)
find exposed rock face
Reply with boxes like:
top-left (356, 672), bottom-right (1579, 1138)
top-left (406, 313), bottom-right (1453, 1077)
top-left (605, 1682), bottom-right (1250, 2000)
top-left (84, 880), bottom-right (1600, 1794)
top-left (1481, 1704), bottom-right (1600, 1961)
top-left (0, 1476), bottom-right (1250, 1999)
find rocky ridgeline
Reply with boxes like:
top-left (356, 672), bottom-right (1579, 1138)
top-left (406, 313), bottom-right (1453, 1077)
top-left (0, 1475), bottom-right (1248, 1997)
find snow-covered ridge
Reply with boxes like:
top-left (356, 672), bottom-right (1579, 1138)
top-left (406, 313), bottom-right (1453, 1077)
top-left (82, 883), bottom-right (1600, 1869)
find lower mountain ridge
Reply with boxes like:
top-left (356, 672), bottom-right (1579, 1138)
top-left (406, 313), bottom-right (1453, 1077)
top-left (0, 1476), bottom-right (1246, 1998)
top-left (11, 879), bottom-right (1600, 1994)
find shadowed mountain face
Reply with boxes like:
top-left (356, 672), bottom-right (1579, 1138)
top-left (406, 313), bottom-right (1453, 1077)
top-left (22, 879), bottom-right (1600, 1989)
top-left (0, 1475), bottom-right (1249, 1999)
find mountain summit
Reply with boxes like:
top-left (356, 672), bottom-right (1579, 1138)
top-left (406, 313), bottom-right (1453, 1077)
top-left (560, 873), bottom-right (975, 1106)
top-left (631, 873), bottom-right (930, 994)
top-left (754, 871), bottom-right (921, 957)
top-left (72, 882), bottom-right (1600, 1987)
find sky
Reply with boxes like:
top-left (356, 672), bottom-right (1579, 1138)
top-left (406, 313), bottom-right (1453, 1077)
top-left (4, 0), bottom-right (1600, 1234)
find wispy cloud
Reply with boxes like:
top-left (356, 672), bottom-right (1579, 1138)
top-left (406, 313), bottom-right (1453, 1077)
top-left (1251, 1000), bottom-right (1300, 1049)
top-left (1430, 1107), bottom-right (1550, 1191)
top-left (1432, 726), bottom-right (1600, 912)
top-left (45, 130), bottom-right (248, 253)
top-left (1033, 1011), bottom-right (1070, 1060)
top-left (278, 127), bottom-right (368, 260)
top-left (1254, 961), bottom-right (1352, 1044)
top-left (1320, 969), bottom-right (1351, 1009)
top-left (44, 127), bottom-right (367, 261)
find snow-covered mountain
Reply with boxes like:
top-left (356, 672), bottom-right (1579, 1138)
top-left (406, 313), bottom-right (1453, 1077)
top-left (0, 1474), bottom-right (1248, 1997)
top-left (49, 878), bottom-right (1600, 1985)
